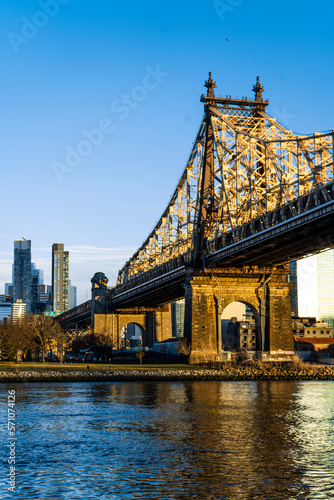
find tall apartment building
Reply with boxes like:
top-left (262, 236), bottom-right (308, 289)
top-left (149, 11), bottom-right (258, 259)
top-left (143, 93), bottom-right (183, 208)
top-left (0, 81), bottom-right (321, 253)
top-left (31, 263), bottom-right (44, 285)
top-left (289, 260), bottom-right (298, 316)
top-left (297, 249), bottom-right (334, 328)
top-left (317, 250), bottom-right (334, 327)
top-left (171, 299), bottom-right (185, 338)
top-left (30, 265), bottom-right (47, 314)
top-left (52, 243), bottom-right (69, 312)
top-left (13, 239), bottom-right (31, 312)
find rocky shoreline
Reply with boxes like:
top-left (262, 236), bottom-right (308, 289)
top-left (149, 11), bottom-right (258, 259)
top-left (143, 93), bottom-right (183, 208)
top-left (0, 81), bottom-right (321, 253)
top-left (1, 365), bottom-right (334, 383)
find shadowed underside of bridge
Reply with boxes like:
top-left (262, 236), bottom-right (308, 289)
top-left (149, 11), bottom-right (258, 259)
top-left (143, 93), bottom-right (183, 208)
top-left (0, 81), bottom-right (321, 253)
top-left (60, 74), bottom-right (334, 362)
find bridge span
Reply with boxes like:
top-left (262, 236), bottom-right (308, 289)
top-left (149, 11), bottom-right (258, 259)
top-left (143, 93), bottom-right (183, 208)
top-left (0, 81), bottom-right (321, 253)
top-left (58, 74), bottom-right (334, 362)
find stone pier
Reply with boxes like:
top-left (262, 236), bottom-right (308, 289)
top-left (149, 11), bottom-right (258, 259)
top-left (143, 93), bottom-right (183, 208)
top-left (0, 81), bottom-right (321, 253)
top-left (93, 304), bottom-right (173, 349)
top-left (184, 266), bottom-right (294, 363)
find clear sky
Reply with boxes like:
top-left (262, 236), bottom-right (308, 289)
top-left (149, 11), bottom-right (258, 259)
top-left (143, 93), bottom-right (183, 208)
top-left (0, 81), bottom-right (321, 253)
top-left (1, 0), bottom-right (334, 304)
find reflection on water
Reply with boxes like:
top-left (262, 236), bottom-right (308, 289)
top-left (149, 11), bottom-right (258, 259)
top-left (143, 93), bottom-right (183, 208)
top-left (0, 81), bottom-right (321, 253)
top-left (0, 381), bottom-right (334, 499)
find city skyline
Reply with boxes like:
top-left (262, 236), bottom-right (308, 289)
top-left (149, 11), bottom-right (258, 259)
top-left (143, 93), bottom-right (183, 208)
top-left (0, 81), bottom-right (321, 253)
top-left (1, 1), bottom-right (333, 304)
top-left (2, 239), bottom-right (77, 314)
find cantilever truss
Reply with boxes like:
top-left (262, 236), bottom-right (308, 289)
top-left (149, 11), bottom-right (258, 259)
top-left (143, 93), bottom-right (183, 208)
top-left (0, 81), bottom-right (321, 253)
top-left (117, 74), bottom-right (334, 285)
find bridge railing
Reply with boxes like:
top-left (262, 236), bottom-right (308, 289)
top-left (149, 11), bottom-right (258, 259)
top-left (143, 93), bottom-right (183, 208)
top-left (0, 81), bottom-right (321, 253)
top-left (112, 251), bottom-right (192, 294)
top-left (57, 300), bottom-right (91, 322)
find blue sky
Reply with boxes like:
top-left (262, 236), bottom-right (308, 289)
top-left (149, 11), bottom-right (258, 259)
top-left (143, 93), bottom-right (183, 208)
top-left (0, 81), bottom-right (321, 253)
top-left (1, 0), bottom-right (334, 303)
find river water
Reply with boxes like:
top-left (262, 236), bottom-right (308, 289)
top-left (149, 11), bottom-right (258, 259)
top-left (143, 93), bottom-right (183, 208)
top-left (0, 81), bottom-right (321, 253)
top-left (1, 380), bottom-right (334, 499)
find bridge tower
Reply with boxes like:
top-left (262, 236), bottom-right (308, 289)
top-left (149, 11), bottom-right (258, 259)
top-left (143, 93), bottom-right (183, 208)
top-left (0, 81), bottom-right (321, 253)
top-left (183, 73), bottom-right (296, 362)
top-left (184, 74), bottom-right (294, 362)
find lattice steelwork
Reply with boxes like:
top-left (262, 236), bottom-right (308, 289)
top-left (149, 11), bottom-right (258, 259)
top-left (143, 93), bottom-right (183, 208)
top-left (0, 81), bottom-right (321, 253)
top-left (117, 74), bottom-right (334, 285)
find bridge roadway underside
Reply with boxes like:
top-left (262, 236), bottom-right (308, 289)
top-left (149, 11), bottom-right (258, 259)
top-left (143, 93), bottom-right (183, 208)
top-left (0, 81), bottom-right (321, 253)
top-left (111, 199), bottom-right (334, 309)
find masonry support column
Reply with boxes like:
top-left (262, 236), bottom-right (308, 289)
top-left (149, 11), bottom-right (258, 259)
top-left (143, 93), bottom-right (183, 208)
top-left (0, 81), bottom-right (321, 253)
top-left (184, 273), bottom-right (220, 364)
top-left (93, 313), bottom-right (117, 346)
top-left (267, 277), bottom-right (294, 353)
top-left (146, 312), bottom-right (155, 347)
top-left (154, 304), bottom-right (173, 342)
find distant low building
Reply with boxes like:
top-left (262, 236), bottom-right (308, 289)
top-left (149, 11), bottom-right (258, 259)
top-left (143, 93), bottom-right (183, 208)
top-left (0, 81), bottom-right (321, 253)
top-left (0, 302), bottom-right (12, 323)
top-left (12, 299), bottom-right (26, 323)
top-left (293, 316), bottom-right (334, 360)
top-left (0, 294), bottom-right (11, 303)
top-left (292, 316), bottom-right (333, 337)
top-left (224, 314), bottom-right (256, 351)
top-left (294, 337), bottom-right (334, 357)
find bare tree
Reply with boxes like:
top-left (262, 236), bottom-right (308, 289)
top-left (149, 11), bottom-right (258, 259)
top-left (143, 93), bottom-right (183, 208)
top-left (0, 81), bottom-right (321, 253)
top-left (29, 315), bottom-right (62, 362)
top-left (0, 322), bottom-right (16, 362)
top-left (53, 328), bottom-right (71, 364)
top-left (135, 349), bottom-right (146, 365)
top-left (176, 337), bottom-right (192, 363)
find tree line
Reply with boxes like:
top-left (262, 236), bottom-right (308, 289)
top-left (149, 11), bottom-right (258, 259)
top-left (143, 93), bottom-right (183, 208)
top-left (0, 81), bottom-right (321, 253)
top-left (0, 315), bottom-right (69, 363)
top-left (0, 315), bottom-right (114, 363)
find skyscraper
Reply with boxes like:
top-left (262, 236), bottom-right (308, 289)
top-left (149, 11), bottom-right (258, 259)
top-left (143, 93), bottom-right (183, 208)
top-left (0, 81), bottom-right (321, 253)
top-left (68, 280), bottom-right (77, 309)
top-left (171, 299), bottom-right (185, 338)
top-left (13, 239), bottom-right (31, 312)
top-left (289, 260), bottom-right (298, 316)
top-left (297, 249), bottom-right (334, 327)
top-left (52, 243), bottom-right (69, 312)
top-left (31, 263), bottom-right (44, 284)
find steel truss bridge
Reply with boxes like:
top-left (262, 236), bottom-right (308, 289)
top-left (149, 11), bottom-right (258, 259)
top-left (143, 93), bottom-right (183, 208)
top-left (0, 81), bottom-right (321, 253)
top-left (112, 74), bottom-right (334, 303)
top-left (59, 74), bottom-right (334, 360)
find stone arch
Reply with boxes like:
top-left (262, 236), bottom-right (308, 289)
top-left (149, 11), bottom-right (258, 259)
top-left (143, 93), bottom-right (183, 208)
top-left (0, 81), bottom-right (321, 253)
top-left (117, 314), bottom-right (147, 347)
top-left (220, 298), bottom-right (261, 351)
top-left (121, 322), bottom-right (145, 348)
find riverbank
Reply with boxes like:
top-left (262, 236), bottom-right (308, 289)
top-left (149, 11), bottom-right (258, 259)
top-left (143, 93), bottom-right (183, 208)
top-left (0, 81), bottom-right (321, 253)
top-left (1, 364), bottom-right (334, 382)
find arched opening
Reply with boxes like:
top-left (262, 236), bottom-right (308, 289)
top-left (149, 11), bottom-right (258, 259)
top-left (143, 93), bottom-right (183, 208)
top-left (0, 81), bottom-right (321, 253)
top-left (221, 301), bottom-right (260, 352)
top-left (121, 323), bottom-right (144, 349)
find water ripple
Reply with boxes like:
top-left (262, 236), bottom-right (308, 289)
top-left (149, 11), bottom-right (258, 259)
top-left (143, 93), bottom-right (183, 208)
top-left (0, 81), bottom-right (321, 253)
top-left (0, 381), bottom-right (333, 499)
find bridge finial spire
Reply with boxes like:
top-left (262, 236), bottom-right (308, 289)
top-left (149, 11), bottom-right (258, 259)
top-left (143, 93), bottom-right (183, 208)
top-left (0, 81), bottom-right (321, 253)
top-left (252, 76), bottom-right (264, 102)
top-left (204, 72), bottom-right (216, 100)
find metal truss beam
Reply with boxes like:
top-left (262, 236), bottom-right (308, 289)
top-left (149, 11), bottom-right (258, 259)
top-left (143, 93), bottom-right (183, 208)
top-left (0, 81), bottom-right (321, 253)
top-left (116, 74), bottom-right (334, 288)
